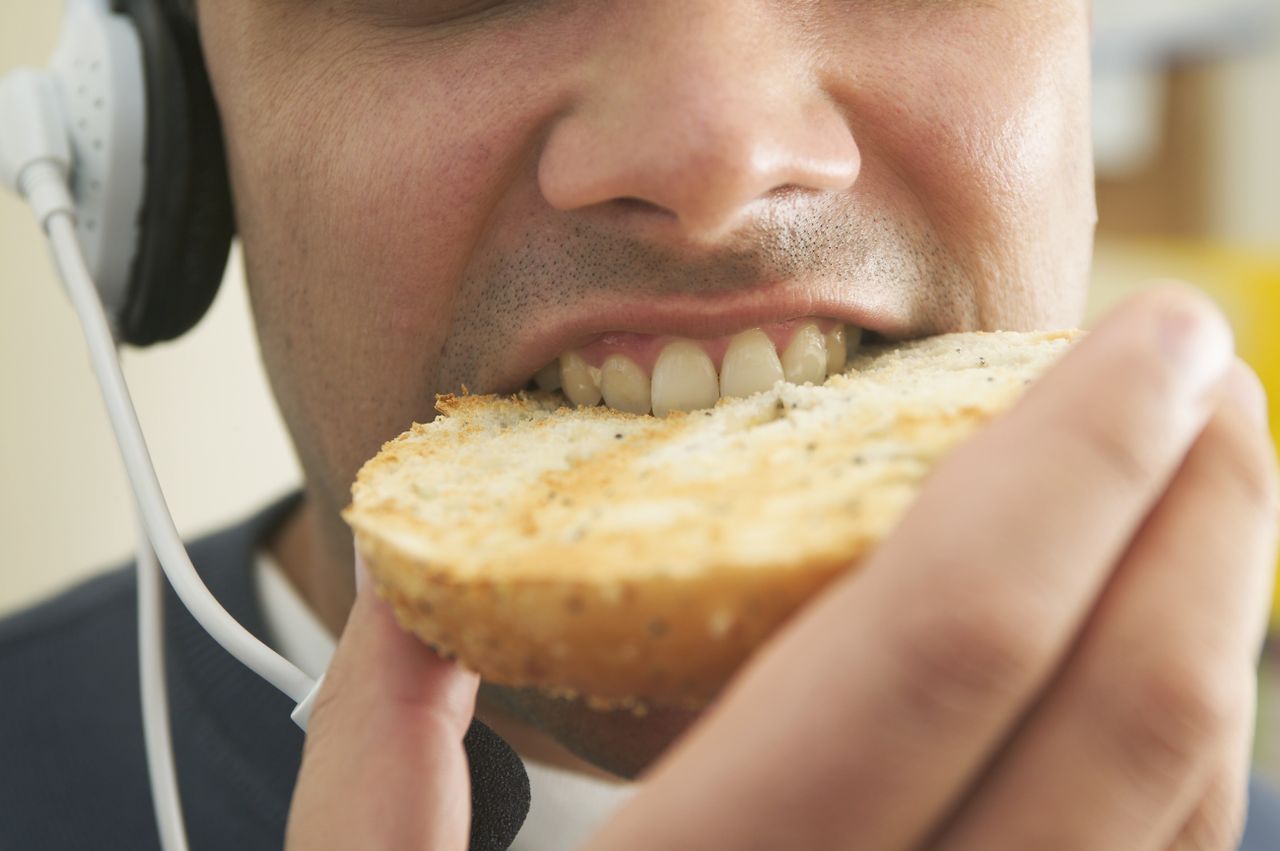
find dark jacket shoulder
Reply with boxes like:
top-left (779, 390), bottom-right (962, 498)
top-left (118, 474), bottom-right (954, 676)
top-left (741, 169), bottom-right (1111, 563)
top-left (0, 496), bottom-right (305, 851)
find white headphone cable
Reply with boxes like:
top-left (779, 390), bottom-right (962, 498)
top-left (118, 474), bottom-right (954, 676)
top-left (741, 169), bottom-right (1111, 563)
top-left (7, 66), bottom-right (319, 851)
top-left (31, 163), bottom-right (319, 849)
top-left (33, 162), bottom-right (315, 703)
top-left (136, 509), bottom-right (190, 851)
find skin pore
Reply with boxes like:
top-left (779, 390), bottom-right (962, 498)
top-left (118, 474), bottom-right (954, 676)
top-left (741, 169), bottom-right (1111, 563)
top-left (198, 0), bottom-right (1095, 778)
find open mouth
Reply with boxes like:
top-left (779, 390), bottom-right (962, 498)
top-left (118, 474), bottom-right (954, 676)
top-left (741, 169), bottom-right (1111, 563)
top-left (521, 316), bottom-right (880, 416)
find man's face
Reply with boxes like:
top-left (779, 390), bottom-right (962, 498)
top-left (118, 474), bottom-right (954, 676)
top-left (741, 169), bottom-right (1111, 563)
top-left (200, 0), bottom-right (1094, 776)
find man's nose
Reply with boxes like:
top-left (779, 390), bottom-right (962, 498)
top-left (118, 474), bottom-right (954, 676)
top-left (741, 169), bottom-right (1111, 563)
top-left (537, 4), bottom-right (860, 242)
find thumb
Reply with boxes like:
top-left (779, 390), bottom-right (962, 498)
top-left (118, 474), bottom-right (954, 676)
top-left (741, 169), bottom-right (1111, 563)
top-left (285, 546), bottom-right (480, 851)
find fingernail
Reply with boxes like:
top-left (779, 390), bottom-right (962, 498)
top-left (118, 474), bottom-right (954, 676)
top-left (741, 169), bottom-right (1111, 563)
top-left (1224, 363), bottom-right (1269, 429)
top-left (1157, 293), bottom-right (1234, 399)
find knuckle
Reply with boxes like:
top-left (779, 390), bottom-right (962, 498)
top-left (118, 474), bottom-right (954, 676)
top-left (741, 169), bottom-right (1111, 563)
top-left (1107, 658), bottom-right (1241, 781)
top-left (1045, 325), bottom-right (1199, 492)
top-left (1201, 411), bottom-right (1280, 512)
top-left (1067, 411), bottom-right (1165, 490)
top-left (893, 601), bottom-right (1043, 721)
top-left (1170, 767), bottom-right (1250, 851)
top-left (1172, 791), bottom-right (1248, 851)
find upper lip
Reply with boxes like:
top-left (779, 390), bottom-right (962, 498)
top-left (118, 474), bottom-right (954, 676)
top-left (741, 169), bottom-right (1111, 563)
top-left (490, 280), bottom-right (914, 394)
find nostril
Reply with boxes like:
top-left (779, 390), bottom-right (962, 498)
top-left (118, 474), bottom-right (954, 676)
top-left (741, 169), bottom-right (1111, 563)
top-left (611, 196), bottom-right (673, 217)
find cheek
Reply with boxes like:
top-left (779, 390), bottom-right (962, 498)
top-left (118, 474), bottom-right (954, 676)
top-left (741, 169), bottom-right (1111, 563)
top-left (206, 4), bottom-right (579, 347)
top-left (876, 19), bottom-right (1085, 232)
top-left (821, 6), bottom-right (1092, 320)
top-left (237, 68), bottom-right (538, 340)
top-left (201, 10), bottom-right (577, 495)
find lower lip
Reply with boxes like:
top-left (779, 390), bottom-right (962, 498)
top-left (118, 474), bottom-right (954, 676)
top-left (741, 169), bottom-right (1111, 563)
top-left (566, 317), bottom-right (843, 375)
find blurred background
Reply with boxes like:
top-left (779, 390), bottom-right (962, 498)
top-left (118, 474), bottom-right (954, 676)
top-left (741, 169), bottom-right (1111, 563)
top-left (1085, 0), bottom-right (1280, 786)
top-left (1, 1), bottom-right (1278, 780)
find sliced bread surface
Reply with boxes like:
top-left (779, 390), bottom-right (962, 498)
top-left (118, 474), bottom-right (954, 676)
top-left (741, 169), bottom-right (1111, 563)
top-left (344, 329), bottom-right (1080, 708)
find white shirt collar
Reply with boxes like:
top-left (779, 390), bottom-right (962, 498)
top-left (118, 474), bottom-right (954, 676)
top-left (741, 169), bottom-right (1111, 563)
top-left (252, 549), bottom-right (636, 850)
top-left (253, 547), bottom-right (336, 681)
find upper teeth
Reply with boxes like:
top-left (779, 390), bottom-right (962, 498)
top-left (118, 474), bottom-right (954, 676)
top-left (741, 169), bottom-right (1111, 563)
top-left (781, 322), bottom-right (829, 385)
top-left (651, 341), bottom-right (720, 417)
top-left (720, 329), bottom-right (785, 400)
top-left (824, 325), bottom-right (847, 375)
top-left (542, 321), bottom-right (862, 416)
top-left (559, 351), bottom-right (603, 406)
top-left (601, 354), bottom-right (651, 415)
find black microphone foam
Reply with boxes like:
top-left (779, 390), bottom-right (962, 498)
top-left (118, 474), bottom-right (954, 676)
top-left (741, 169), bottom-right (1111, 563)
top-left (464, 719), bottom-right (531, 851)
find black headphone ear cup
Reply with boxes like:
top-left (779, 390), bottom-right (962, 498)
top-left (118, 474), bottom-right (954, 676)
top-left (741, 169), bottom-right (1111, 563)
top-left (115, 0), bottom-right (234, 346)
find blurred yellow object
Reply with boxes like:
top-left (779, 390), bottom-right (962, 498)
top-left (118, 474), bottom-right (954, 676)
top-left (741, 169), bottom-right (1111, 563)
top-left (1090, 239), bottom-right (1280, 631)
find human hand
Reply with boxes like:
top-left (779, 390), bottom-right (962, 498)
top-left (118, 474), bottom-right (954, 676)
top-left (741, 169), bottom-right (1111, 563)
top-left (586, 286), bottom-right (1279, 850)
top-left (284, 554), bottom-right (481, 851)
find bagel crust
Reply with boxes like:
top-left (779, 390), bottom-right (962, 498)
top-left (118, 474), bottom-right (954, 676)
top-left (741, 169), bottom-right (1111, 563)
top-left (344, 330), bottom-right (1080, 709)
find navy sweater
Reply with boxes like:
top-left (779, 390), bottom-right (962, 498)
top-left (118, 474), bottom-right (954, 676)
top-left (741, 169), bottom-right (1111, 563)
top-left (1, 495), bottom-right (1277, 849)
top-left (0, 494), bottom-right (528, 850)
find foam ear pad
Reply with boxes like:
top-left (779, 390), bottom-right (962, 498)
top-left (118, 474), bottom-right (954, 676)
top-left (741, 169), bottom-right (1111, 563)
top-left (113, 0), bottom-right (234, 346)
